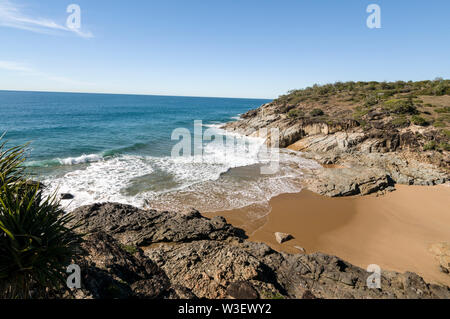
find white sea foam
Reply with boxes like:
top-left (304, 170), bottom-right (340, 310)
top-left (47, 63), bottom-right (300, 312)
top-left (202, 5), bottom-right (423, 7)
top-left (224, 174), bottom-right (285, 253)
top-left (202, 122), bottom-right (225, 128)
top-left (42, 131), bottom-right (320, 213)
top-left (58, 153), bottom-right (104, 165)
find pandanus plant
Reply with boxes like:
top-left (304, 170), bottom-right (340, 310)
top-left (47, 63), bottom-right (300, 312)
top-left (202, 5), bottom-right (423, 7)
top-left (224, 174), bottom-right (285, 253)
top-left (0, 136), bottom-right (80, 298)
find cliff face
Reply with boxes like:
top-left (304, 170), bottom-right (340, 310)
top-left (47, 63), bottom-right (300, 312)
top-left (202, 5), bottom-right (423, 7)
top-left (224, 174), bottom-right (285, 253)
top-left (223, 81), bottom-right (450, 197)
top-left (67, 203), bottom-right (450, 299)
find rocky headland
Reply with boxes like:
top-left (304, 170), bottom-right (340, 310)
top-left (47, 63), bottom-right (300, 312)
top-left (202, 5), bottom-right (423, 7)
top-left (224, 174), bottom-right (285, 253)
top-left (67, 202), bottom-right (450, 299)
top-left (223, 81), bottom-right (449, 196)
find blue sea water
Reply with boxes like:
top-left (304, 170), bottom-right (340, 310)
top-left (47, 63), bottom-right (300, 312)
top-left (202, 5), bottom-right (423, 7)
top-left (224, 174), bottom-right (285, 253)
top-left (0, 90), bottom-right (318, 213)
top-left (0, 91), bottom-right (268, 162)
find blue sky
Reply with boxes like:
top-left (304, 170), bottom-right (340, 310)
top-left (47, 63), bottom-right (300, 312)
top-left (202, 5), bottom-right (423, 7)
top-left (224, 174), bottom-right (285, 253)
top-left (0, 0), bottom-right (449, 98)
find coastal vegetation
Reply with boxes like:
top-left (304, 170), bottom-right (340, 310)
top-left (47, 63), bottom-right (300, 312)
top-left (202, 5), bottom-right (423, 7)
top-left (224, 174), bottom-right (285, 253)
top-left (0, 137), bottom-right (80, 298)
top-left (273, 79), bottom-right (450, 152)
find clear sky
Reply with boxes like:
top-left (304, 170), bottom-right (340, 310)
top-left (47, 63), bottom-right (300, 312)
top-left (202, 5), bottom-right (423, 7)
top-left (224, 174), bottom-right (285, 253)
top-left (0, 0), bottom-right (449, 99)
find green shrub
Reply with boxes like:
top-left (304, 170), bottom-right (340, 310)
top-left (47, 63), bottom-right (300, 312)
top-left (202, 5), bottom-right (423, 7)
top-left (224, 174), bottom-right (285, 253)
top-left (353, 106), bottom-right (369, 126)
top-left (411, 115), bottom-right (428, 126)
top-left (432, 83), bottom-right (450, 96)
top-left (435, 107), bottom-right (450, 114)
top-left (423, 141), bottom-right (437, 151)
top-left (438, 114), bottom-right (450, 123)
top-left (120, 244), bottom-right (138, 255)
top-left (310, 108), bottom-right (324, 117)
top-left (261, 291), bottom-right (285, 299)
top-left (287, 109), bottom-right (304, 119)
top-left (364, 95), bottom-right (379, 107)
top-left (383, 99), bottom-right (418, 115)
top-left (439, 142), bottom-right (450, 151)
top-left (0, 138), bottom-right (80, 298)
top-left (442, 129), bottom-right (450, 138)
top-left (391, 116), bottom-right (410, 127)
top-left (433, 121), bottom-right (446, 128)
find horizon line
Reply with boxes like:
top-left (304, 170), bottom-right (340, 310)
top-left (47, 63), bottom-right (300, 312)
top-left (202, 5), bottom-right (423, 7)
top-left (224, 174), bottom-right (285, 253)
top-left (0, 89), bottom-right (275, 101)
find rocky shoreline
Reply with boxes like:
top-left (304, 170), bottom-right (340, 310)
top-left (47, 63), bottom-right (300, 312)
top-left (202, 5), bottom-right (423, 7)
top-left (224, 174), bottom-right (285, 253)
top-left (223, 100), bottom-right (449, 197)
top-left (65, 202), bottom-right (450, 299)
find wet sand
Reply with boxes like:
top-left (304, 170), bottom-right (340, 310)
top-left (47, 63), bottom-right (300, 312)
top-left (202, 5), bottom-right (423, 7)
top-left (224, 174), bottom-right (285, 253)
top-left (205, 184), bottom-right (450, 286)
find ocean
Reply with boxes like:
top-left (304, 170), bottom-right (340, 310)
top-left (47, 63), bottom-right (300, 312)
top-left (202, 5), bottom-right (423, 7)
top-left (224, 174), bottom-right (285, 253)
top-left (0, 90), bottom-right (319, 214)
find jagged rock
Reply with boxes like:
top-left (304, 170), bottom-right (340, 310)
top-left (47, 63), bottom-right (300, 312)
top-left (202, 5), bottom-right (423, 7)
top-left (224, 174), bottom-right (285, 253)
top-left (68, 204), bottom-right (450, 299)
top-left (71, 232), bottom-right (194, 299)
top-left (145, 236), bottom-right (450, 299)
top-left (70, 203), bottom-right (244, 246)
top-left (275, 232), bottom-right (293, 244)
top-left (305, 166), bottom-right (392, 197)
top-left (275, 252), bottom-right (450, 299)
top-left (300, 150), bottom-right (448, 197)
top-left (144, 240), bottom-right (279, 299)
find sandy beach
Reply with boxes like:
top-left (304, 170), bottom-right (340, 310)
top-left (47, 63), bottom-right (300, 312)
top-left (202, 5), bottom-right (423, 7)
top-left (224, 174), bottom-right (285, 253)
top-left (205, 184), bottom-right (450, 287)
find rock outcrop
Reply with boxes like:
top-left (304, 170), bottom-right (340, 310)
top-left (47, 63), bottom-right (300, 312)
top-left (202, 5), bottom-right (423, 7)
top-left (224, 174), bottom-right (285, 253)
top-left (223, 98), bottom-right (449, 197)
top-left (70, 202), bottom-right (243, 246)
top-left (68, 203), bottom-right (450, 299)
top-left (69, 232), bottom-right (195, 299)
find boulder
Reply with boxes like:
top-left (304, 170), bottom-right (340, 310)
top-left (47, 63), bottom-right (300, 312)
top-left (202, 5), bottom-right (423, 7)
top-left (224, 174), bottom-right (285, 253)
top-left (275, 232), bottom-right (293, 244)
top-left (69, 203), bottom-right (245, 246)
top-left (226, 281), bottom-right (259, 299)
top-left (60, 193), bottom-right (74, 200)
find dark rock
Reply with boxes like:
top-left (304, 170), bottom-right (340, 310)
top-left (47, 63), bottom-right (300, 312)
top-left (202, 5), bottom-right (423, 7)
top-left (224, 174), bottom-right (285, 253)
top-left (227, 281), bottom-right (259, 299)
top-left (69, 203), bottom-right (245, 246)
top-left (61, 193), bottom-right (74, 200)
top-left (67, 204), bottom-right (450, 299)
top-left (72, 232), bottom-right (180, 299)
top-left (301, 290), bottom-right (317, 299)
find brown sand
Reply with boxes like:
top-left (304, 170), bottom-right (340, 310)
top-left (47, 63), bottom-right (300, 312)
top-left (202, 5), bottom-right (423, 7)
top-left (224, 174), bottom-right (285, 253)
top-left (205, 184), bottom-right (450, 286)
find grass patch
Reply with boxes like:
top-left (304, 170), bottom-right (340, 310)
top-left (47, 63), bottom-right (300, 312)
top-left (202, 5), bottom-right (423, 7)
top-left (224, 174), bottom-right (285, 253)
top-left (120, 244), bottom-right (139, 254)
top-left (433, 121), bottom-right (446, 128)
top-left (261, 291), bottom-right (285, 299)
